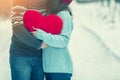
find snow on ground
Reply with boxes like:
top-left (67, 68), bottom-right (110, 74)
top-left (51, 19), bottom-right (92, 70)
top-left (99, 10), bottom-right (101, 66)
top-left (1, 1), bottom-right (120, 80)
top-left (0, 19), bottom-right (12, 80)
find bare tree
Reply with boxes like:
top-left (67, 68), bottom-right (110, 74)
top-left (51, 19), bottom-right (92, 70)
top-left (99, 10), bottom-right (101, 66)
top-left (75, 0), bottom-right (99, 3)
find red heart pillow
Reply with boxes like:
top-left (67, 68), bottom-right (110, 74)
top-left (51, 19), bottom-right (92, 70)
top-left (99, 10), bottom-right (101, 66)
top-left (23, 10), bottom-right (63, 34)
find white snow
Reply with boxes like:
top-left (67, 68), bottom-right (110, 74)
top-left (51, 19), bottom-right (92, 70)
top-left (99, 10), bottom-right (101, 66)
top-left (1, 1), bottom-right (120, 80)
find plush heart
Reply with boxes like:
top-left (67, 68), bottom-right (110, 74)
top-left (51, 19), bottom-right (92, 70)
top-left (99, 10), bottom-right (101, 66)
top-left (23, 10), bottom-right (63, 34)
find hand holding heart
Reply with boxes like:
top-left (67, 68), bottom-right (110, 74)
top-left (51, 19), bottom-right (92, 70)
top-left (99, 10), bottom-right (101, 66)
top-left (23, 10), bottom-right (63, 34)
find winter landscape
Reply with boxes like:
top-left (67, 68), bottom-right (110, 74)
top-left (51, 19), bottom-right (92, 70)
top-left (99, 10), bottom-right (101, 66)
top-left (1, 1), bottom-right (120, 80)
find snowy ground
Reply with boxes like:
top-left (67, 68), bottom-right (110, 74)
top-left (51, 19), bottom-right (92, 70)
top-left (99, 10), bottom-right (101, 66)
top-left (0, 19), bottom-right (12, 80)
top-left (1, 1), bottom-right (120, 80)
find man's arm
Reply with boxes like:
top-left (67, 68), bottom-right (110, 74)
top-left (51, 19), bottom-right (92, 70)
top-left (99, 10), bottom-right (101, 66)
top-left (12, 24), bottom-right (43, 49)
top-left (10, 6), bottom-right (43, 49)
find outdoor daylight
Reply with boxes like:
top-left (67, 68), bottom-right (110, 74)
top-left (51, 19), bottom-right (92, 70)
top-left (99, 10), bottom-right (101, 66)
top-left (1, 0), bottom-right (120, 80)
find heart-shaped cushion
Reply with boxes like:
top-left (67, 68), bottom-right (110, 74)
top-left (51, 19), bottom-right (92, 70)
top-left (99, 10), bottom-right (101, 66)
top-left (23, 10), bottom-right (63, 34)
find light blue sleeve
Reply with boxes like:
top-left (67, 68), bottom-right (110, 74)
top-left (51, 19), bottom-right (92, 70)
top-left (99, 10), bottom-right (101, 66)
top-left (36, 11), bottom-right (73, 48)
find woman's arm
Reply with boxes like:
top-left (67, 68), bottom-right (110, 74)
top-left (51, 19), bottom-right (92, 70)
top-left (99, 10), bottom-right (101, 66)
top-left (13, 25), bottom-right (43, 49)
top-left (35, 11), bottom-right (73, 48)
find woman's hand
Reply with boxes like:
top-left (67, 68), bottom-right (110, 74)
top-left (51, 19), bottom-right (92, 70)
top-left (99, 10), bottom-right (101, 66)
top-left (31, 31), bottom-right (37, 36)
top-left (31, 31), bottom-right (47, 49)
top-left (41, 42), bottom-right (47, 49)
top-left (10, 6), bottom-right (27, 28)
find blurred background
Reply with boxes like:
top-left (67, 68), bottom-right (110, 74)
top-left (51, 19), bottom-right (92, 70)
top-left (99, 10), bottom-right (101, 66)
top-left (0, 0), bottom-right (12, 19)
top-left (1, 0), bottom-right (120, 80)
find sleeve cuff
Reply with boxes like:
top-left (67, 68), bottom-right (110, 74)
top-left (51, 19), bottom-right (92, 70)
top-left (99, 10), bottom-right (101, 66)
top-left (36, 29), bottom-right (46, 40)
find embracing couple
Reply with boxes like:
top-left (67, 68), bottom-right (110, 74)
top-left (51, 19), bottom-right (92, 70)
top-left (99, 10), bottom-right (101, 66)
top-left (9, 0), bottom-right (73, 80)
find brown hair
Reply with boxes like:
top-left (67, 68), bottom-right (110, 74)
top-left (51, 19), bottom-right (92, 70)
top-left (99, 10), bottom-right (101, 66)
top-left (46, 0), bottom-right (72, 15)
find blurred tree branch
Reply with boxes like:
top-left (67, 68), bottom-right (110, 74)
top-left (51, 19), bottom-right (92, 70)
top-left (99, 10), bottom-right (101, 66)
top-left (75, 0), bottom-right (99, 3)
top-left (76, 0), bottom-right (120, 3)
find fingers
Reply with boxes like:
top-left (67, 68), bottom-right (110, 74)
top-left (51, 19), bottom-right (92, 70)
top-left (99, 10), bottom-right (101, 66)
top-left (32, 27), bottom-right (38, 30)
top-left (41, 43), bottom-right (47, 49)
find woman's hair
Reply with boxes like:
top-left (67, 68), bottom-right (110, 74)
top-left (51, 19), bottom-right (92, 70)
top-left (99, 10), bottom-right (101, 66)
top-left (45, 0), bottom-right (72, 15)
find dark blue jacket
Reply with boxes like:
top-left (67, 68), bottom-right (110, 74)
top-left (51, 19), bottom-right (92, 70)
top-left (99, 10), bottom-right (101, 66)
top-left (10, 25), bottom-right (43, 56)
top-left (10, 0), bottom-right (46, 56)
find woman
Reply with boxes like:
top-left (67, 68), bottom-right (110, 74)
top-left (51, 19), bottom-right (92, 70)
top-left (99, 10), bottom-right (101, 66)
top-left (9, 0), bottom-right (46, 80)
top-left (33, 0), bottom-right (73, 80)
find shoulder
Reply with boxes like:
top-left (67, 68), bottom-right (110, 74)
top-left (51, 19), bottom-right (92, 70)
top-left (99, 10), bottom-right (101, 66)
top-left (57, 10), bottom-right (70, 14)
top-left (57, 11), bottom-right (73, 33)
top-left (57, 10), bottom-right (71, 18)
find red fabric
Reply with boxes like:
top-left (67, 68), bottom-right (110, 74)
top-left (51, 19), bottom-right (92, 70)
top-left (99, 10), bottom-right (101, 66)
top-left (23, 10), bottom-right (63, 34)
top-left (61, 0), bottom-right (72, 4)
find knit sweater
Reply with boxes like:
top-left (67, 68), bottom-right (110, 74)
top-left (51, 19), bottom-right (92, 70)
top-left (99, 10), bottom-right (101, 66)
top-left (12, 0), bottom-right (46, 10)
top-left (36, 10), bottom-right (73, 73)
top-left (10, 0), bottom-right (46, 56)
top-left (10, 25), bottom-right (43, 56)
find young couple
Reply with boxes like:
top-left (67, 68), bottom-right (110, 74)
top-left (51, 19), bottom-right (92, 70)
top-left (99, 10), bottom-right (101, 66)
top-left (9, 0), bottom-right (73, 80)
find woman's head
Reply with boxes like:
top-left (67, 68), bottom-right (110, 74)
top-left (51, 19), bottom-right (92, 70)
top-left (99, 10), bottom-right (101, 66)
top-left (61, 0), bottom-right (72, 4)
top-left (46, 0), bottom-right (72, 14)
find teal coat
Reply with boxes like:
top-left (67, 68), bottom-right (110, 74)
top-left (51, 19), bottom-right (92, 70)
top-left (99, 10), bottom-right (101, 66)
top-left (36, 10), bottom-right (73, 73)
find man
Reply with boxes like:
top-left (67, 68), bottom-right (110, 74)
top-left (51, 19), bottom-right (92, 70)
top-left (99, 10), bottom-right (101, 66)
top-left (9, 0), bottom-right (46, 80)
